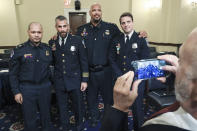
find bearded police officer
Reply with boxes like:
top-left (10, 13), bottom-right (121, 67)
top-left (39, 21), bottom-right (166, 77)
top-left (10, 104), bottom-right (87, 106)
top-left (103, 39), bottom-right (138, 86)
top-left (49, 15), bottom-right (88, 131)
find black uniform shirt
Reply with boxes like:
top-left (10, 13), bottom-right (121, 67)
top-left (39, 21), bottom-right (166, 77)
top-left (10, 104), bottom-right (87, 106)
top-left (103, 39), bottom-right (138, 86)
top-left (76, 20), bottom-right (121, 66)
top-left (9, 40), bottom-right (53, 95)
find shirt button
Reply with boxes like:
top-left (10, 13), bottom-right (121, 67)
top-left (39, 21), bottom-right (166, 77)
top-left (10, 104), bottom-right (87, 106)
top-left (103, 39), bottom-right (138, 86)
top-left (36, 59), bottom-right (39, 62)
top-left (123, 68), bottom-right (126, 71)
top-left (63, 71), bottom-right (66, 74)
top-left (94, 38), bottom-right (96, 40)
top-left (62, 54), bottom-right (64, 56)
top-left (123, 56), bottom-right (126, 59)
top-left (62, 59), bottom-right (65, 63)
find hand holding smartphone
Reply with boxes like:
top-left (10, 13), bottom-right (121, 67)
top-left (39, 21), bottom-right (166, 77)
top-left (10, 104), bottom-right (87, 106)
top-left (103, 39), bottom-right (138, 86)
top-left (131, 59), bottom-right (170, 80)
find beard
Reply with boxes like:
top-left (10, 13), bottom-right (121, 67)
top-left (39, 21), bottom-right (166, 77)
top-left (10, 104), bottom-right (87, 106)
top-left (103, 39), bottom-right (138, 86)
top-left (175, 77), bottom-right (191, 103)
top-left (58, 32), bottom-right (67, 38)
top-left (92, 18), bottom-right (101, 24)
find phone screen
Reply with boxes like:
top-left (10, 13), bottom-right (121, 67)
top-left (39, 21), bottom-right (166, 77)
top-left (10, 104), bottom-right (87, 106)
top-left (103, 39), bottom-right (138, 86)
top-left (131, 59), bottom-right (167, 80)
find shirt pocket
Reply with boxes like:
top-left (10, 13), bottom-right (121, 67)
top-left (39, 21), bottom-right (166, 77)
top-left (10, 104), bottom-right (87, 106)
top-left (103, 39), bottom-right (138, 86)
top-left (40, 50), bottom-right (52, 63)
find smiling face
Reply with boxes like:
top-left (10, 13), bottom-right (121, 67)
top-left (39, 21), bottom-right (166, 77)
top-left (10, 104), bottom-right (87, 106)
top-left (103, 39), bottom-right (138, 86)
top-left (89, 3), bottom-right (102, 23)
top-left (120, 16), bottom-right (134, 34)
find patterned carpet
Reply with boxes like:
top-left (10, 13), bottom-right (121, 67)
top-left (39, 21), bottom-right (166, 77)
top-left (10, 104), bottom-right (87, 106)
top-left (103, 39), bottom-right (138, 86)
top-left (0, 94), bottom-right (156, 131)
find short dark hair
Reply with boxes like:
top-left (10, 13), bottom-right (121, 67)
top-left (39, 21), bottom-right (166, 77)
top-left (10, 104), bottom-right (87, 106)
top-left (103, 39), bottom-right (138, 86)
top-left (55, 15), bottom-right (67, 22)
top-left (119, 12), bottom-right (133, 24)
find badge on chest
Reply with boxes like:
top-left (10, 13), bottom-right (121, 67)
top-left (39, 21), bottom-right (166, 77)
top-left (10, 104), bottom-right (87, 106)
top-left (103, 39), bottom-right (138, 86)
top-left (70, 46), bottom-right (76, 55)
top-left (132, 43), bottom-right (138, 52)
top-left (116, 43), bottom-right (121, 54)
top-left (46, 50), bottom-right (49, 56)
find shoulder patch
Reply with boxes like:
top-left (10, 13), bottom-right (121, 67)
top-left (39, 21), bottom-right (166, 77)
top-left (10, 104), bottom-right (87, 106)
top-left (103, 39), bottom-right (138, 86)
top-left (10, 50), bottom-right (14, 58)
top-left (16, 43), bottom-right (24, 49)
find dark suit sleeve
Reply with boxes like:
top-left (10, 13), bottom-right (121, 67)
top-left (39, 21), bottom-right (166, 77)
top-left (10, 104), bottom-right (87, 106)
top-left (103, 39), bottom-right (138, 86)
top-left (110, 23), bottom-right (121, 39)
top-left (48, 39), bottom-right (56, 66)
top-left (109, 40), bottom-right (123, 78)
top-left (139, 38), bottom-right (150, 59)
top-left (100, 105), bottom-right (128, 131)
top-left (78, 37), bottom-right (89, 82)
top-left (9, 48), bottom-right (21, 95)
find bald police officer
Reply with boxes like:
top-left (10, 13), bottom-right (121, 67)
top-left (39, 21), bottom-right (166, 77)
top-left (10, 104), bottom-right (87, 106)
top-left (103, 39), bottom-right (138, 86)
top-left (76, 3), bottom-right (121, 127)
top-left (9, 22), bottom-right (53, 131)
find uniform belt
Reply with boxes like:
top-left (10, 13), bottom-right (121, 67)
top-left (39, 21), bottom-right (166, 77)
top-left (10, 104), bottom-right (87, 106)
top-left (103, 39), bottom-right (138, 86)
top-left (89, 64), bottom-right (109, 72)
top-left (20, 79), bottom-right (49, 85)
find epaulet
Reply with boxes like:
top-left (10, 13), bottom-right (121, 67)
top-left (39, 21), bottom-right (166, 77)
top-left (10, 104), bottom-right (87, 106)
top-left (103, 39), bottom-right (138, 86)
top-left (78, 23), bottom-right (89, 29)
top-left (15, 43), bottom-right (25, 49)
top-left (105, 21), bottom-right (115, 25)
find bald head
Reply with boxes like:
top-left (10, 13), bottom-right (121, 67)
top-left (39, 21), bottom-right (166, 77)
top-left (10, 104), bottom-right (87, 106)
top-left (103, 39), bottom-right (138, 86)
top-left (28, 22), bottom-right (43, 31)
top-left (175, 27), bottom-right (197, 108)
top-left (180, 27), bottom-right (197, 79)
top-left (89, 3), bottom-right (102, 24)
top-left (90, 3), bottom-right (101, 10)
top-left (27, 22), bottom-right (43, 44)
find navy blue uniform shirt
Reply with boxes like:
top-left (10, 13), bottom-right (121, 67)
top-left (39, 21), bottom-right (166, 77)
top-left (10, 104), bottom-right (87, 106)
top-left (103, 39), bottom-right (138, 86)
top-left (9, 40), bottom-right (53, 95)
top-left (109, 31), bottom-right (150, 78)
top-left (49, 34), bottom-right (89, 83)
top-left (76, 20), bottom-right (121, 66)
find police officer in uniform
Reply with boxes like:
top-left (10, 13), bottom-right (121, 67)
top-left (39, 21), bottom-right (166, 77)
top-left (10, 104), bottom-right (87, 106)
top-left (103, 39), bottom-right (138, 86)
top-left (109, 12), bottom-right (150, 131)
top-left (9, 22), bottom-right (53, 131)
top-left (76, 3), bottom-right (121, 126)
top-left (49, 15), bottom-right (89, 131)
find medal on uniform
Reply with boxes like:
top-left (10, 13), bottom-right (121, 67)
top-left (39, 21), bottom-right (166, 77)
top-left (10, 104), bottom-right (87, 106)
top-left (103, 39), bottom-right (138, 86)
top-left (46, 50), bottom-right (49, 56)
top-left (24, 54), bottom-right (32, 58)
top-left (116, 43), bottom-right (120, 54)
top-left (81, 28), bottom-right (88, 36)
top-left (132, 43), bottom-right (138, 53)
top-left (105, 30), bottom-right (110, 35)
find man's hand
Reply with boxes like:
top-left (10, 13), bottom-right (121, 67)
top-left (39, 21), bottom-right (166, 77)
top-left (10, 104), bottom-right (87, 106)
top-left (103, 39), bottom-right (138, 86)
top-left (157, 54), bottom-right (179, 82)
top-left (112, 71), bottom-right (142, 112)
top-left (158, 54), bottom-right (179, 74)
top-left (80, 82), bottom-right (88, 91)
top-left (51, 34), bottom-right (58, 40)
top-left (15, 93), bottom-right (23, 104)
top-left (138, 30), bottom-right (148, 38)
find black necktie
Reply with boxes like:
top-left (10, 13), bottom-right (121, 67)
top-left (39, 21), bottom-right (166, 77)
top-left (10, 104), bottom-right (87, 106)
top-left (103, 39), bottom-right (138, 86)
top-left (125, 35), bottom-right (129, 44)
top-left (61, 38), bottom-right (64, 47)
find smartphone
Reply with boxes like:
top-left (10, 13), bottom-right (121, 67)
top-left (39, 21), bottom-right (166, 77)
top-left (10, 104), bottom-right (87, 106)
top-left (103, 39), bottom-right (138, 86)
top-left (131, 59), bottom-right (168, 80)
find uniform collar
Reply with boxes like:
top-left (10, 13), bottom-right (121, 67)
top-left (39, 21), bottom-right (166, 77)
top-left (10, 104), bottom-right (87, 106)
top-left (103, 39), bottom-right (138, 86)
top-left (28, 39), bottom-right (43, 49)
top-left (58, 33), bottom-right (69, 45)
top-left (90, 20), bottom-right (102, 29)
top-left (124, 30), bottom-right (134, 40)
